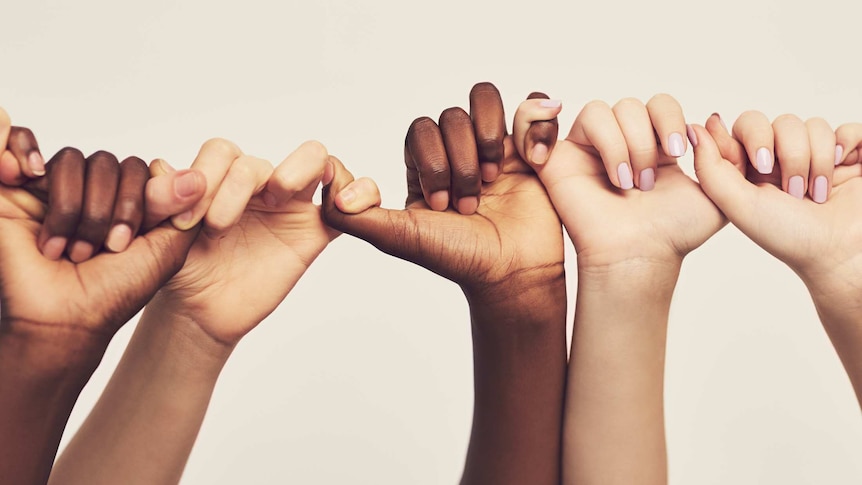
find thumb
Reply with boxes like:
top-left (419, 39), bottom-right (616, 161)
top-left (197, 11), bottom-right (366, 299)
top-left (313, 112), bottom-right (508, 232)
top-left (691, 123), bottom-right (759, 227)
top-left (143, 159), bottom-right (207, 230)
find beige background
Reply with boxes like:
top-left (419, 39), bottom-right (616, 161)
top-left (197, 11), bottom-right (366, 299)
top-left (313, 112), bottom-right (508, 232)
top-left (3, 0), bottom-right (862, 483)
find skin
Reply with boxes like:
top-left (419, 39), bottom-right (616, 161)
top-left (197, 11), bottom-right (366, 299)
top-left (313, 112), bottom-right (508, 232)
top-left (0, 108), bottom-right (207, 485)
top-left (323, 82), bottom-right (568, 485)
top-left (48, 139), bottom-right (375, 485)
top-left (693, 115), bottom-right (862, 407)
top-left (514, 95), bottom-right (727, 485)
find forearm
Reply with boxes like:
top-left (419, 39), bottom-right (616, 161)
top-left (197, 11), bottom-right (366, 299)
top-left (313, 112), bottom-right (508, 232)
top-left (564, 259), bottom-right (680, 485)
top-left (460, 275), bottom-right (568, 485)
top-left (49, 302), bottom-right (233, 485)
top-left (0, 324), bottom-right (104, 485)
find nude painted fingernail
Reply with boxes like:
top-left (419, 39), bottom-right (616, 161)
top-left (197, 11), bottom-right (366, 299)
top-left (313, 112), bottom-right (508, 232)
top-left (788, 175), bottom-right (804, 199)
top-left (322, 161), bottom-right (334, 185)
top-left (105, 224), bottom-right (133, 253)
top-left (42, 237), bottom-right (67, 261)
top-left (69, 241), bottom-right (94, 263)
top-left (668, 132), bottom-right (685, 157)
top-left (174, 171), bottom-right (200, 198)
top-left (338, 188), bottom-right (356, 204)
top-left (481, 163), bottom-right (499, 183)
top-left (813, 175), bottom-right (828, 204)
top-left (457, 196), bottom-right (479, 214)
top-left (173, 210), bottom-right (195, 229)
top-left (756, 147), bottom-right (773, 174)
top-left (531, 143), bottom-right (549, 165)
top-left (617, 163), bottom-right (634, 190)
top-left (835, 145), bottom-right (844, 166)
top-left (28, 152), bottom-right (46, 176)
top-left (429, 190), bottom-right (449, 211)
top-left (686, 124), bottom-right (698, 148)
top-left (540, 99), bottom-right (562, 108)
top-left (155, 158), bottom-right (177, 174)
top-left (639, 168), bottom-right (655, 191)
top-left (712, 113), bottom-right (728, 132)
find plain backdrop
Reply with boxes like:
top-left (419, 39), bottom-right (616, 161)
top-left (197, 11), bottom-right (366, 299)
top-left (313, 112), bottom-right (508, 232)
top-left (3, 0), bottom-right (862, 483)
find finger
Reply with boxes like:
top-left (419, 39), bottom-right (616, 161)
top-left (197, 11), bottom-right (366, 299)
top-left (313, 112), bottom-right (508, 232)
top-left (732, 110), bottom-right (775, 175)
top-left (67, 151), bottom-right (121, 263)
top-left (39, 147), bottom-right (86, 260)
top-left (513, 94), bottom-right (561, 167)
top-left (203, 155), bottom-right (273, 238)
top-left (105, 156), bottom-right (149, 253)
top-left (335, 176), bottom-right (382, 214)
top-left (835, 123), bottom-right (862, 166)
top-left (262, 140), bottom-right (329, 209)
top-left (7, 126), bottom-right (45, 178)
top-left (646, 93), bottom-right (687, 159)
top-left (439, 107), bottom-right (480, 214)
top-left (406, 117), bottom-right (450, 211)
top-left (0, 151), bottom-right (27, 186)
top-left (613, 97), bottom-right (658, 191)
top-left (806, 117), bottom-right (835, 204)
top-left (690, 124), bottom-right (760, 228)
top-left (706, 113), bottom-right (779, 187)
top-left (144, 159), bottom-right (208, 230)
top-left (171, 137), bottom-right (243, 230)
top-left (772, 114), bottom-right (810, 200)
top-left (0, 107), bottom-right (10, 153)
top-left (469, 82), bottom-right (507, 182)
top-left (568, 100), bottom-right (633, 190)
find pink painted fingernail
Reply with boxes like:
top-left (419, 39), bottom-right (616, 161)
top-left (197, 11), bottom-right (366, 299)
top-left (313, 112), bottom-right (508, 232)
top-left (531, 143), bottom-right (549, 165)
top-left (813, 175), bottom-right (828, 204)
top-left (639, 168), bottom-right (655, 191)
top-left (756, 147), bottom-right (773, 174)
top-left (28, 152), bottom-right (46, 176)
top-left (429, 190), bottom-right (449, 211)
top-left (457, 196), bottom-right (479, 215)
top-left (174, 171), bottom-right (200, 198)
top-left (787, 175), bottom-right (804, 199)
top-left (105, 224), bottom-right (132, 252)
top-left (668, 132), bottom-right (685, 157)
top-left (617, 163), bottom-right (634, 190)
top-left (835, 145), bottom-right (844, 166)
top-left (713, 113), bottom-right (728, 132)
top-left (42, 237), bottom-right (67, 261)
top-left (686, 124), bottom-right (698, 148)
top-left (69, 241), bottom-right (94, 263)
top-left (540, 99), bottom-right (562, 108)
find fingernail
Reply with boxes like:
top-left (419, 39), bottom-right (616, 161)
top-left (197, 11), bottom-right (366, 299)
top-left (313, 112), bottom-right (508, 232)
top-left (713, 113), bottom-right (728, 132)
top-left (174, 171), bottom-right (200, 198)
top-left (835, 145), bottom-right (844, 166)
top-left (788, 175), bottom-right (804, 199)
top-left (338, 188), bottom-right (356, 204)
top-left (617, 163), bottom-right (634, 190)
top-left (639, 168), bottom-right (655, 191)
top-left (322, 161), bottom-right (334, 185)
top-left (155, 158), bottom-right (177, 174)
top-left (429, 190), bottom-right (449, 211)
top-left (686, 124), bottom-right (698, 148)
top-left (481, 163), bottom-right (499, 183)
top-left (530, 143), bottom-right (549, 165)
top-left (457, 196), bottom-right (479, 215)
top-left (42, 237), bottom-right (67, 261)
top-left (540, 99), bottom-right (562, 108)
top-left (173, 210), bottom-right (195, 229)
top-left (69, 241), bottom-right (94, 263)
top-left (262, 190), bottom-right (277, 207)
top-left (105, 224), bottom-right (133, 252)
top-left (756, 147), bottom-right (773, 174)
top-left (28, 152), bottom-right (46, 176)
top-left (813, 175), bottom-right (828, 204)
top-left (668, 132), bottom-right (685, 157)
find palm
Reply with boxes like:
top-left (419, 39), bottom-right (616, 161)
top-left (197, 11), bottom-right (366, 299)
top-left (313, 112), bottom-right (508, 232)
top-left (398, 138), bottom-right (563, 290)
top-left (544, 141), bottom-right (725, 267)
top-left (156, 197), bottom-right (334, 344)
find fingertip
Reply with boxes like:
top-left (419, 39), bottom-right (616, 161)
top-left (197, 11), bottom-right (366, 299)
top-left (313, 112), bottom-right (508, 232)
top-left (480, 162), bottom-right (499, 182)
top-left (617, 163), bottom-right (634, 190)
top-left (530, 143), bottom-right (549, 165)
top-left (171, 210), bottom-right (196, 231)
top-left (68, 241), bottom-right (94, 263)
top-left (456, 196), bottom-right (479, 215)
top-left (322, 160), bottom-right (335, 186)
top-left (105, 224), bottom-right (133, 253)
top-left (687, 124), bottom-right (699, 148)
top-left (835, 145), bottom-right (844, 166)
top-left (41, 237), bottom-right (67, 261)
top-left (428, 190), bottom-right (449, 211)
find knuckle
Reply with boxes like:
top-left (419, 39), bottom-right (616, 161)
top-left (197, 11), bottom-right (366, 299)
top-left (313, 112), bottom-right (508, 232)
top-left (409, 116), bottom-right (439, 136)
top-left (470, 82), bottom-right (500, 98)
top-left (582, 99), bottom-right (611, 115)
top-left (88, 150), bottom-right (119, 165)
top-left (298, 140), bottom-right (328, 160)
top-left (439, 107), bottom-right (470, 127)
top-left (646, 93), bottom-right (678, 108)
top-left (202, 137), bottom-right (241, 159)
top-left (612, 97), bottom-right (644, 112)
top-left (738, 110), bottom-right (768, 123)
top-left (56, 146), bottom-right (84, 160)
top-left (773, 113), bottom-right (803, 127)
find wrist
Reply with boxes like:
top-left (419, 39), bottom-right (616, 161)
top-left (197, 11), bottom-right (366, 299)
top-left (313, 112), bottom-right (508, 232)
top-left (138, 302), bottom-right (235, 369)
top-left (462, 266), bottom-right (566, 325)
top-left (0, 318), bottom-right (110, 378)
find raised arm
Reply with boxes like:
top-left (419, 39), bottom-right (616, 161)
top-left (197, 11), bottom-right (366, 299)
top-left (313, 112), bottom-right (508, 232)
top-left (322, 82), bottom-right (567, 485)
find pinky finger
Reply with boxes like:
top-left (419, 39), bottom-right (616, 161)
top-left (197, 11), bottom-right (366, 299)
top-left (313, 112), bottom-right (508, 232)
top-left (513, 94), bottom-right (561, 166)
top-left (835, 123), bottom-right (862, 166)
top-left (7, 126), bottom-right (45, 177)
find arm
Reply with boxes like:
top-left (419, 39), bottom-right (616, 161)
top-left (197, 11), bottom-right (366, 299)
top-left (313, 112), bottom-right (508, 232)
top-left (322, 82), bottom-right (567, 485)
top-left (49, 140), bottom-right (350, 484)
top-left (514, 95), bottom-right (726, 484)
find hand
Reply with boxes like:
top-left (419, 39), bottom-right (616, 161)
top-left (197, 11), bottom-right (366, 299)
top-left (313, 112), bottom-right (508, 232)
top-left (323, 82), bottom-right (564, 298)
top-left (515, 95), bottom-right (725, 270)
top-left (144, 138), bottom-right (349, 347)
top-left (0, 112), bottom-right (45, 183)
